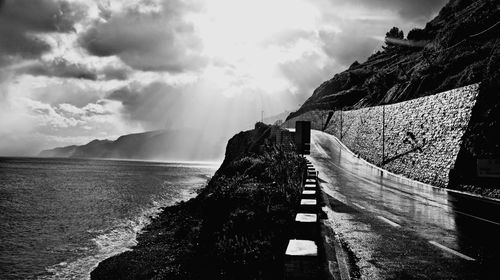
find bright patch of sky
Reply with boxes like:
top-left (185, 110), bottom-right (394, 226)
top-left (0, 0), bottom-right (446, 155)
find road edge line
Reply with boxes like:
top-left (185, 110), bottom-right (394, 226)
top-left (317, 131), bottom-right (500, 204)
top-left (352, 202), bottom-right (366, 210)
top-left (333, 234), bottom-right (352, 280)
top-left (377, 216), bottom-right (401, 227)
top-left (428, 241), bottom-right (476, 261)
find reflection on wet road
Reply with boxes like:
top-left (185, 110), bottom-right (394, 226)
top-left (310, 130), bottom-right (500, 280)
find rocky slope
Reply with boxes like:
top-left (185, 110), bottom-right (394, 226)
top-left (287, 0), bottom-right (500, 195)
top-left (288, 0), bottom-right (500, 119)
top-left (91, 123), bottom-right (306, 279)
top-left (39, 129), bottom-right (227, 161)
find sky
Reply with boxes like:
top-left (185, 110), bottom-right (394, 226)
top-left (0, 0), bottom-right (447, 156)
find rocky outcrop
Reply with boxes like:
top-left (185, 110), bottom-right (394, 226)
top-left (91, 124), bottom-right (306, 279)
top-left (285, 0), bottom-right (500, 197)
top-left (288, 0), bottom-right (500, 120)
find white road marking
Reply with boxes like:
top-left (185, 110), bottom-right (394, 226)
top-left (314, 131), bottom-right (500, 204)
top-left (454, 210), bottom-right (500, 226)
top-left (429, 241), bottom-right (476, 261)
top-left (312, 132), bottom-right (500, 227)
top-left (377, 216), bottom-right (401, 227)
top-left (352, 202), bottom-right (366, 210)
top-left (334, 236), bottom-right (352, 280)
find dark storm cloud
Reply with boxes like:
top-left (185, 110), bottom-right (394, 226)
top-left (327, 0), bottom-right (447, 23)
top-left (280, 52), bottom-right (342, 100)
top-left (0, 0), bottom-right (85, 66)
top-left (22, 58), bottom-right (98, 80)
top-left (276, 29), bottom-right (379, 100)
top-left (31, 82), bottom-right (102, 108)
top-left (100, 65), bottom-right (132, 80)
top-left (19, 58), bottom-right (131, 81)
top-left (386, 0), bottom-right (448, 22)
top-left (79, 0), bottom-right (206, 72)
top-left (310, 0), bottom-right (447, 72)
top-left (106, 81), bottom-right (284, 141)
top-left (319, 30), bottom-right (380, 66)
top-left (107, 82), bottom-right (184, 127)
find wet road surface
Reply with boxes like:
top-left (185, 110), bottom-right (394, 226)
top-left (309, 130), bottom-right (500, 280)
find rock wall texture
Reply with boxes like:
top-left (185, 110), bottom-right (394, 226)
top-left (285, 84), bottom-right (480, 188)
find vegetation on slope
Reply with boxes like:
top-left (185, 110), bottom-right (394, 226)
top-left (288, 0), bottom-right (500, 119)
top-left (91, 123), bottom-right (306, 280)
top-left (286, 0), bottom-right (500, 196)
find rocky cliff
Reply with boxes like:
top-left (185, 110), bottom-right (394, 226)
top-left (287, 0), bottom-right (500, 119)
top-left (91, 123), bottom-right (306, 279)
top-left (286, 0), bottom-right (500, 197)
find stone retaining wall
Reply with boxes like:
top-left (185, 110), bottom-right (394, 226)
top-left (285, 84), bottom-right (480, 188)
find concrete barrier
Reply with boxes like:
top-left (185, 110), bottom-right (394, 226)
top-left (295, 213), bottom-right (319, 239)
top-left (284, 239), bottom-right (320, 279)
top-left (305, 178), bottom-right (316, 185)
top-left (295, 213), bottom-right (318, 223)
top-left (301, 189), bottom-right (316, 199)
top-left (300, 198), bottom-right (317, 213)
top-left (304, 184), bottom-right (316, 191)
top-left (284, 162), bottom-right (322, 279)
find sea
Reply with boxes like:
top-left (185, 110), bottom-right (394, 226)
top-left (0, 157), bottom-right (219, 280)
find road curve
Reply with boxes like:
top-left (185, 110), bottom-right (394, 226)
top-left (309, 130), bottom-right (500, 280)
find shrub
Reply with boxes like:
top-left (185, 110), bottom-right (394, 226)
top-left (386, 27), bottom-right (404, 40)
top-left (407, 28), bottom-right (431, 41)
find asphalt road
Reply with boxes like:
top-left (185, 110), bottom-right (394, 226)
top-left (309, 130), bottom-right (500, 280)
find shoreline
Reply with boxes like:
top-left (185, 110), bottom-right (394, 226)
top-left (0, 156), bottom-right (223, 167)
top-left (90, 123), bottom-right (307, 279)
top-left (49, 181), bottom-right (208, 280)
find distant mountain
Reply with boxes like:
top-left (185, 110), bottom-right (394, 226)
top-left (288, 0), bottom-right (500, 119)
top-left (39, 130), bottom-right (228, 161)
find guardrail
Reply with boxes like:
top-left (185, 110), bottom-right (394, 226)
top-left (284, 158), bottom-right (322, 279)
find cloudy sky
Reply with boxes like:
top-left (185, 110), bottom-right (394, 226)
top-left (0, 0), bottom-right (447, 156)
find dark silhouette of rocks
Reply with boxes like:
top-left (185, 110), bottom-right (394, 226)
top-left (90, 123), bottom-right (306, 280)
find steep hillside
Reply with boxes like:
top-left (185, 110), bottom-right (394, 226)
top-left (39, 130), bottom-right (228, 161)
top-left (91, 123), bottom-right (306, 280)
top-left (286, 0), bottom-right (500, 196)
top-left (288, 0), bottom-right (500, 119)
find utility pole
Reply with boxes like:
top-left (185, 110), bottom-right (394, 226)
top-left (261, 110), bottom-right (264, 122)
top-left (320, 112), bottom-right (324, 130)
top-left (382, 105), bottom-right (385, 165)
top-left (340, 110), bottom-right (343, 140)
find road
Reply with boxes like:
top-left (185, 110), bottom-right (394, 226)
top-left (309, 130), bottom-right (500, 280)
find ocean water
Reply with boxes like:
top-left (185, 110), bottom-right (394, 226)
top-left (0, 157), bottom-right (218, 280)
